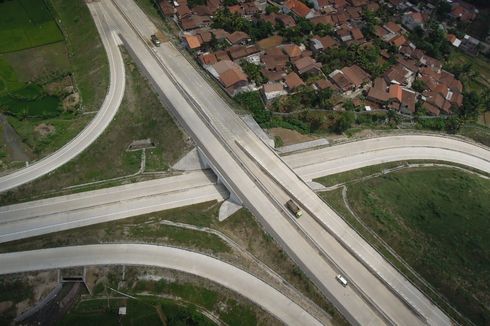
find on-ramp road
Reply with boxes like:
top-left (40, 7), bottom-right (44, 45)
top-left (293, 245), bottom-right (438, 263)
top-left (0, 4), bottom-right (125, 193)
top-left (284, 135), bottom-right (490, 181)
top-left (0, 244), bottom-right (323, 326)
top-left (0, 171), bottom-right (226, 243)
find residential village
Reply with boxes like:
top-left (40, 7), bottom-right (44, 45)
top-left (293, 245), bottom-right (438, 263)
top-left (157, 0), bottom-right (484, 130)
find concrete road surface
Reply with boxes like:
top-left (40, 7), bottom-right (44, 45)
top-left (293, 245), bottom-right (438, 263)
top-left (92, 1), bottom-right (456, 324)
top-left (0, 5), bottom-right (125, 193)
top-left (0, 171), bottom-right (226, 243)
top-left (284, 135), bottom-right (490, 180)
top-left (95, 2), bottom-right (388, 324)
top-left (0, 244), bottom-right (323, 326)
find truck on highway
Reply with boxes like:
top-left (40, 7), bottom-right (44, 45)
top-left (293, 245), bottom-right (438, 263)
top-left (151, 34), bottom-right (161, 47)
top-left (286, 199), bottom-right (302, 218)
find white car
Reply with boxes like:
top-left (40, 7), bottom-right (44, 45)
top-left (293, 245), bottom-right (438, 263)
top-left (336, 274), bottom-right (348, 287)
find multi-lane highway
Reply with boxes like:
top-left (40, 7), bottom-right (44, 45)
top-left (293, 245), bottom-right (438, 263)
top-left (0, 171), bottom-right (226, 243)
top-left (0, 244), bottom-right (323, 326)
top-left (285, 135), bottom-right (490, 181)
top-left (1, 0), bottom-right (488, 324)
top-left (92, 1), bottom-right (450, 324)
top-left (0, 4), bottom-right (125, 193)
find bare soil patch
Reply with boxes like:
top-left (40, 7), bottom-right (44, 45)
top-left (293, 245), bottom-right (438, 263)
top-left (44, 75), bottom-right (74, 96)
top-left (34, 123), bottom-right (56, 137)
top-left (62, 92), bottom-right (80, 111)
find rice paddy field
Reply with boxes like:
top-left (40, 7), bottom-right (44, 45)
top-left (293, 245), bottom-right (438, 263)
top-left (0, 0), bottom-right (64, 53)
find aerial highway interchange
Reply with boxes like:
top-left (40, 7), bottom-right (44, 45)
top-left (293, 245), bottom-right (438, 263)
top-left (0, 0), bottom-right (489, 325)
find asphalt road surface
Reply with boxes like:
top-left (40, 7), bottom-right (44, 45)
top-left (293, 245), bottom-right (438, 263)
top-left (0, 244), bottom-right (323, 326)
top-left (0, 171), bottom-right (226, 243)
top-left (285, 135), bottom-right (490, 180)
top-left (0, 4), bottom-right (125, 193)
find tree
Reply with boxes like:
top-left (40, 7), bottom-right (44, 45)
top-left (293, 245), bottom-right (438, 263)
top-left (316, 88), bottom-right (333, 109)
top-left (412, 79), bottom-right (427, 93)
top-left (332, 111), bottom-right (355, 133)
top-left (459, 91), bottom-right (482, 120)
top-left (445, 115), bottom-right (461, 134)
top-left (223, 0), bottom-right (238, 6)
top-left (343, 99), bottom-right (356, 111)
top-left (435, 0), bottom-right (452, 20)
top-left (265, 5), bottom-right (279, 15)
top-left (240, 61), bottom-right (267, 85)
top-left (313, 23), bottom-right (333, 37)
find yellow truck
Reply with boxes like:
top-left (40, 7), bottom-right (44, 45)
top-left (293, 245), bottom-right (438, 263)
top-left (286, 199), bottom-right (302, 218)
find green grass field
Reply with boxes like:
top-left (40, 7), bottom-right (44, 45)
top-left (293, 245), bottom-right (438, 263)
top-left (0, 51), bottom-right (188, 203)
top-left (343, 168), bottom-right (490, 325)
top-left (447, 49), bottom-right (490, 93)
top-left (0, 0), bottom-right (63, 53)
top-left (59, 298), bottom-right (215, 326)
top-left (0, 57), bottom-right (24, 95)
top-left (49, 0), bottom-right (109, 111)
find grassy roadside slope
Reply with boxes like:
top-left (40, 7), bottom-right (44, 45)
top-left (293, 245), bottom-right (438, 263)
top-left (342, 168), bottom-right (490, 325)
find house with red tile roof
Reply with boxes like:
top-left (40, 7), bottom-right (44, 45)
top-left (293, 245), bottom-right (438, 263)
top-left (284, 72), bottom-right (305, 91)
top-left (262, 82), bottom-right (287, 101)
top-left (159, 1), bottom-right (174, 16)
top-left (349, 0), bottom-right (368, 7)
top-left (181, 15), bottom-right (211, 30)
top-left (309, 35), bottom-right (338, 52)
top-left (390, 34), bottom-right (407, 48)
top-left (450, 3), bottom-right (477, 22)
top-left (282, 44), bottom-right (303, 60)
top-left (176, 5), bottom-right (192, 19)
top-left (309, 15), bottom-right (334, 26)
top-left (402, 11), bottom-right (424, 31)
top-left (226, 31), bottom-right (251, 45)
top-left (276, 14), bottom-right (297, 27)
top-left (282, 0), bottom-right (316, 19)
top-left (199, 53), bottom-right (218, 66)
top-left (315, 79), bottom-right (338, 91)
top-left (294, 56), bottom-right (323, 76)
top-left (341, 65), bottom-right (370, 88)
top-left (183, 34), bottom-right (202, 50)
top-left (384, 21), bottom-right (402, 34)
top-left (257, 36), bottom-right (283, 50)
top-left (384, 64), bottom-right (413, 85)
top-left (329, 70), bottom-right (354, 92)
top-left (210, 60), bottom-right (249, 96)
top-left (367, 78), bottom-right (389, 103)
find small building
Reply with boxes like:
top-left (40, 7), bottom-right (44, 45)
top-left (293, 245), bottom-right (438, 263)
top-left (282, 0), bottom-right (316, 19)
top-left (226, 31), bottom-right (251, 45)
top-left (262, 82), bottom-right (287, 101)
top-left (367, 78), bottom-right (389, 104)
top-left (447, 34), bottom-right (462, 48)
top-left (284, 72), bottom-right (305, 91)
top-left (329, 70), bottom-right (354, 92)
top-left (210, 60), bottom-right (249, 96)
top-left (341, 65), bottom-right (370, 88)
top-left (183, 34), bottom-right (202, 50)
top-left (282, 44), bottom-right (303, 60)
top-left (309, 35), bottom-right (338, 53)
top-left (293, 56), bottom-right (323, 76)
top-left (257, 35), bottom-right (283, 50)
top-left (402, 11), bottom-right (424, 31)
